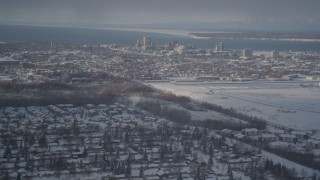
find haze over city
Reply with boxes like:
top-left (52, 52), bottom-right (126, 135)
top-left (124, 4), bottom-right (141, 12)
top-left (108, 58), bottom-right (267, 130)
top-left (1, 0), bottom-right (320, 32)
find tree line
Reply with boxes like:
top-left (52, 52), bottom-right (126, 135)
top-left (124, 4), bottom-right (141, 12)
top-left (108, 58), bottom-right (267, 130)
top-left (137, 100), bottom-right (191, 124)
top-left (264, 159), bottom-right (298, 179)
top-left (200, 102), bottom-right (266, 130)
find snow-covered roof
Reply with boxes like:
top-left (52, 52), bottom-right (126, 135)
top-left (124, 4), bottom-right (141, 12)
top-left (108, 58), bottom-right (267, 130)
top-left (261, 134), bottom-right (277, 138)
top-left (243, 128), bottom-right (258, 132)
top-left (234, 133), bottom-right (245, 139)
top-left (280, 134), bottom-right (295, 138)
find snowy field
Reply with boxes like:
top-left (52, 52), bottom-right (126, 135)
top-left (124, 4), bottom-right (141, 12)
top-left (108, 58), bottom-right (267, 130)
top-left (147, 81), bottom-right (320, 130)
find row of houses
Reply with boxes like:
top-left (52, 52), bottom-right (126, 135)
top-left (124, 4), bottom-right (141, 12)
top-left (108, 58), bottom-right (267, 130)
top-left (238, 128), bottom-right (320, 150)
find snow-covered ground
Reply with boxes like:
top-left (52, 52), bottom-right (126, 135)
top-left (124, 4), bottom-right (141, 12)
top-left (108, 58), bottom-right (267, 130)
top-left (147, 81), bottom-right (320, 130)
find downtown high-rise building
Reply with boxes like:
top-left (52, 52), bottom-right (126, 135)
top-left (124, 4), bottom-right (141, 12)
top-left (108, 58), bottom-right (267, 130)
top-left (215, 43), bottom-right (224, 52)
top-left (242, 48), bottom-right (252, 59)
top-left (142, 37), bottom-right (152, 46)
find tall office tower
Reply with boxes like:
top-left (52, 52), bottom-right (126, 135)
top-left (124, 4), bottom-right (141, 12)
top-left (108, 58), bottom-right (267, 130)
top-left (243, 48), bottom-right (252, 59)
top-left (271, 51), bottom-right (279, 58)
top-left (215, 43), bottom-right (224, 52)
top-left (142, 37), bottom-right (152, 46)
top-left (168, 40), bottom-right (178, 50)
top-left (136, 39), bottom-right (143, 48)
top-left (152, 40), bottom-right (162, 50)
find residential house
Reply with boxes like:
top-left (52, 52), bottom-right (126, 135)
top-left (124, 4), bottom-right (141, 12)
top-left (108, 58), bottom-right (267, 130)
top-left (279, 134), bottom-right (296, 142)
top-left (306, 139), bottom-right (320, 149)
top-left (259, 134), bottom-right (277, 142)
top-left (242, 128), bottom-right (259, 136)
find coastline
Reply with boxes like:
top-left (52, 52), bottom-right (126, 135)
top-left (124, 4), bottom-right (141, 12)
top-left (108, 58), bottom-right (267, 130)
top-left (1, 24), bottom-right (320, 51)
top-left (189, 32), bottom-right (320, 42)
top-left (99, 27), bottom-right (193, 38)
top-left (2, 23), bottom-right (320, 42)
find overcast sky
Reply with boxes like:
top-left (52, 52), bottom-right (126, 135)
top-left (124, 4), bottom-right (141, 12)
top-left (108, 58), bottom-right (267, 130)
top-left (1, 0), bottom-right (320, 31)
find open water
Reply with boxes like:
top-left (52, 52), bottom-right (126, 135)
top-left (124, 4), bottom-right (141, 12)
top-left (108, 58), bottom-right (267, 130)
top-left (1, 24), bottom-right (320, 51)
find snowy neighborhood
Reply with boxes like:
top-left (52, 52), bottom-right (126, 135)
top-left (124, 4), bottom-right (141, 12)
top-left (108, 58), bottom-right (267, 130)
top-left (1, 99), bottom-right (320, 179)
